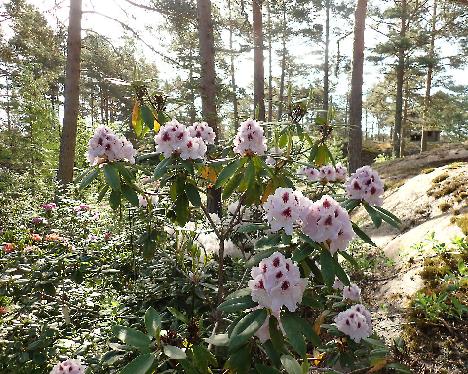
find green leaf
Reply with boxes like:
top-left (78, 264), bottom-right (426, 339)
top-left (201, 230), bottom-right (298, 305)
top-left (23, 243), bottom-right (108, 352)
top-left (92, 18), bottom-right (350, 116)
top-left (315, 144), bottom-right (329, 166)
top-left (175, 193), bottom-right (189, 226)
top-left (144, 307), bottom-right (162, 338)
top-left (364, 204), bottom-right (382, 228)
top-left (109, 189), bottom-right (121, 210)
top-left (79, 167), bottom-right (99, 189)
top-left (222, 172), bottom-right (243, 199)
top-left (185, 183), bottom-right (201, 207)
top-left (154, 157), bottom-right (173, 180)
top-left (332, 256), bottom-right (350, 286)
top-left (121, 353), bottom-right (154, 374)
top-left (237, 223), bottom-right (268, 233)
top-left (386, 362), bottom-right (412, 373)
top-left (103, 164), bottom-right (121, 191)
top-left (229, 309), bottom-right (267, 352)
top-left (242, 159), bottom-right (255, 191)
top-left (269, 316), bottom-right (286, 353)
top-left (193, 344), bottom-right (217, 370)
top-left (351, 222), bottom-right (377, 246)
top-left (263, 340), bottom-right (282, 368)
top-left (218, 295), bottom-right (257, 314)
top-left (319, 250), bottom-right (335, 286)
top-left (278, 132), bottom-right (288, 148)
top-left (281, 313), bottom-right (306, 356)
top-left (292, 244), bottom-right (316, 263)
top-left (255, 233), bottom-right (282, 249)
top-left (203, 334), bottom-right (229, 346)
top-left (280, 355), bottom-right (302, 374)
top-left (339, 251), bottom-right (359, 269)
top-left (141, 105), bottom-right (155, 130)
top-left (227, 344), bottom-right (251, 372)
top-left (341, 198), bottom-right (361, 212)
top-left (121, 184), bottom-right (139, 206)
top-left (308, 143), bottom-right (318, 163)
top-left (97, 184), bottom-right (109, 202)
top-left (256, 364), bottom-right (281, 374)
top-left (373, 206), bottom-right (401, 229)
top-left (163, 345), bottom-right (186, 360)
top-left (246, 249), bottom-right (276, 267)
top-left (225, 287), bottom-right (251, 300)
top-left (112, 325), bottom-right (151, 351)
top-left (167, 307), bottom-right (188, 324)
top-left (214, 159), bottom-right (242, 188)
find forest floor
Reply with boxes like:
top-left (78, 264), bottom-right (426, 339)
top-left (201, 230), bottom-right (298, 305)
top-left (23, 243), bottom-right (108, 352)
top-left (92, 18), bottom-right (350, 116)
top-left (351, 141), bottom-right (468, 374)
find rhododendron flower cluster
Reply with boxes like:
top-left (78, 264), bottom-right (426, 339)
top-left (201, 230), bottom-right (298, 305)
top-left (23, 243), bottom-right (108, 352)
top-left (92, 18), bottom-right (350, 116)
top-left (50, 359), bottom-right (86, 374)
top-left (74, 203), bottom-right (90, 213)
top-left (263, 188), bottom-right (306, 235)
top-left (298, 163), bottom-right (347, 183)
top-left (334, 304), bottom-right (372, 343)
top-left (233, 119), bottom-right (267, 156)
top-left (249, 252), bottom-right (307, 313)
top-left (154, 119), bottom-right (208, 160)
top-left (138, 194), bottom-right (159, 208)
top-left (346, 166), bottom-right (384, 206)
top-left (342, 283), bottom-right (361, 301)
top-left (188, 121), bottom-right (216, 144)
top-left (32, 217), bottom-right (46, 225)
top-left (301, 195), bottom-right (354, 254)
top-left (42, 202), bottom-right (57, 211)
top-left (196, 232), bottom-right (242, 259)
top-left (87, 125), bottom-right (136, 165)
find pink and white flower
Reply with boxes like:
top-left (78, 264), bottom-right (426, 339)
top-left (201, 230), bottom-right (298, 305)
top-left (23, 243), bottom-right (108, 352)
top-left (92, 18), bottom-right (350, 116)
top-left (233, 119), bottom-right (267, 156)
top-left (342, 283), bottom-right (361, 301)
top-left (248, 252), bottom-right (307, 313)
top-left (263, 188), bottom-right (307, 235)
top-left (41, 203), bottom-right (57, 211)
top-left (188, 122), bottom-right (216, 144)
top-left (346, 166), bottom-right (384, 206)
top-left (87, 125), bottom-right (136, 165)
top-left (50, 359), bottom-right (86, 374)
top-left (319, 165), bottom-right (336, 182)
top-left (138, 194), bottom-right (159, 208)
top-left (334, 304), bottom-right (372, 343)
top-left (301, 195), bottom-right (354, 254)
top-left (335, 163), bottom-right (347, 181)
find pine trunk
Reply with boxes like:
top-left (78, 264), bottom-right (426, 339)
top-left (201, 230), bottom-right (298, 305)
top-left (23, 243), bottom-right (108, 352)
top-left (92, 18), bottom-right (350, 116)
top-left (267, 1), bottom-right (273, 123)
top-left (277, 6), bottom-right (287, 121)
top-left (228, 0), bottom-right (239, 129)
top-left (347, 0), bottom-right (367, 173)
top-left (323, 0), bottom-right (330, 112)
top-left (57, 0), bottom-right (82, 186)
top-left (253, 0), bottom-right (265, 121)
top-left (421, 0), bottom-right (437, 153)
top-left (393, 0), bottom-right (407, 158)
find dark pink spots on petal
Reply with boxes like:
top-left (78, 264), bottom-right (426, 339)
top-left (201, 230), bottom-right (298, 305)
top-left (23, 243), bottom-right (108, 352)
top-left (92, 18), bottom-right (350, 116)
top-left (285, 263), bottom-right (290, 271)
top-left (282, 192), bottom-right (290, 203)
top-left (177, 132), bottom-right (184, 140)
top-left (258, 279), bottom-right (264, 289)
top-left (281, 281), bottom-right (290, 290)
top-left (346, 319), bottom-right (350, 325)
top-left (276, 271), bottom-right (283, 278)
top-left (353, 181), bottom-right (361, 190)
top-left (365, 178), bottom-right (372, 186)
top-left (350, 313), bottom-right (354, 318)
top-left (323, 199), bottom-right (331, 208)
top-left (334, 209), bottom-right (339, 217)
top-left (282, 207), bottom-right (292, 218)
top-left (186, 141), bottom-right (193, 148)
top-left (324, 216), bottom-right (333, 226)
top-left (196, 131), bottom-right (202, 137)
top-left (262, 264), bottom-right (267, 273)
top-left (357, 322), bottom-right (361, 328)
top-left (162, 132), bottom-right (171, 141)
top-left (370, 186), bottom-right (376, 195)
top-left (273, 257), bottom-right (280, 267)
top-left (98, 137), bottom-right (103, 145)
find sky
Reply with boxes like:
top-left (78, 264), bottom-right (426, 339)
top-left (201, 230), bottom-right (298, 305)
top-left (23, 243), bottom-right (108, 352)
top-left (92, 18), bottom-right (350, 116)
top-left (3, 0), bottom-right (468, 131)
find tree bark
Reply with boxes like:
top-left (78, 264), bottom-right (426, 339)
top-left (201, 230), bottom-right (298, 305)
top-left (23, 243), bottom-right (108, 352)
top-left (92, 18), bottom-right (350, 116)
top-left (323, 0), bottom-right (330, 112)
top-left (400, 76), bottom-right (409, 156)
top-left (421, 0), bottom-right (437, 153)
top-left (347, 0), bottom-right (367, 173)
top-left (57, 0), bottom-right (82, 186)
top-left (196, 0), bottom-right (221, 215)
top-left (267, 0), bottom-right (273, 122)
top-left (196, 0), bottom-right (219, 135)
top-left (228, 0), bottom-right (239, 129)
top-left (277, 5), bottom-right (287, 121)
top-left (253, 0), bottom-right (265, 121)
top-left (393, 0), bottom-right (407, 158)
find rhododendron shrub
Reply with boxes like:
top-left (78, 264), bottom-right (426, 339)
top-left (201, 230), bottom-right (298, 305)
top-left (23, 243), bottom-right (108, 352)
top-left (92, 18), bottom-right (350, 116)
top-left (76, 90), bottom-right (404, 374)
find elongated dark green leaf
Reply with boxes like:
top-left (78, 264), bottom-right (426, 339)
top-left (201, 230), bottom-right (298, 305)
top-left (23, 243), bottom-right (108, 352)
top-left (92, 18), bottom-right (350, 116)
top-left (144, 307), bottom-right (162, 338)
top-left (225, 287), bottom-right (251, 300)
top-left (351, 222), bottom-right (377, 246)
top-left (103, 164), bottom-right (121, 191)
top-left (341, 198), bottom-right (361, 212)
top-left (227, 344), bottom-right (251, 372)
top-left (193, 344), bottom-right (217, 369)
top-left (163, 345), bottom-right (186, 359)
top-left (237, 223), bottom-right (268, 233)
top-left (141, 105), bottom-right (154, 129)
top-left (280, 355), bottom-right (302, 374)
top-left (222, 172), bottom-right (243, 199)
top-left (373, 206), bottom-right (401, 229)
top-left (332, 256), bottom-right (350, 286)
top-left (263, 340), bottom-right (282, 368)
top-left (218, 295), bottom-right (257, 314)
top-left (319, 250), bottom-right (335, 286)
top-left (281, 314), bottom-right (306, 356)
top-left (289, 315), bottom-right (320, 346)
top-left (297, 233), bottom-right (323, 250)
top-left (185, 183), bottom-right (201, 207)
top-left (175, 193), bottom-right (189, 226)
top-left (339, 251), bottom-right (359, 269)
top-left (364, 204), bottom-right (382, 228)
top-left (269, 316), bottom-right (286, 353)
top-left (121, 353), bottom-right (154, 374)
top-left (243, 159), bottom-right (255, 190)
top-left (246, 249), bottom-right (276, 267)
top-left (97, 184), bottom-right (109, 202)
top-left (122, 184), bottom-right (139, 206)
top-left (109, 189), bottom-right (121, 210)
top-left (256, 364), bottom-right (281, 374)
top-left (79, 168), bottom-right (99, 189)
top-left (255, 233), bottom-right (282, 249)
top-left (154, 157), bottom-right (172, 180)
top-left (229, 309), bottom-right (267, 352)
top-left (167, 307), bottom-right (188, 324)
top-left (308, 143), bottom-right (318, 163)
top-left (214, 159), bottom-right (242, 188)
top-left (112, 325), bottom-right (151, 351)
top-left (292, 244), bottom-right (316, 263)
top-left (203, 334), bottom-right (229, 346)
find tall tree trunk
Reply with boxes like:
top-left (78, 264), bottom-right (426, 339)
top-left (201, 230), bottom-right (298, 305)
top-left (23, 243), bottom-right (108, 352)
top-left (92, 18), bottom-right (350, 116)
top-left (347, 0), bottom-right (367, 173)
top-left (393, 0), bottom-right (407, 158)
top-left (421, 0), bottom-right (437, 153)
top-left (228, 0), bottom-right (239, 129)
top-left (277, 5), bottom-right (287, 121)
top-left (196, 0), bottom-right (221, 215)
top-left (400, 77), bottom-right (409, 156)
top-left (267, 0), bottom-right (273, 122)
top-left (57, 0), bottom-right (82, 186)
top-left (323, 0), bottom-right (330, 112)
top-left (253, 0), bottom-right (265, 121)
top-left (188, 48), bottom-right (197, 124)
